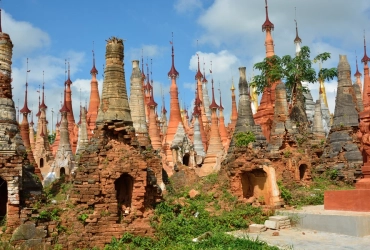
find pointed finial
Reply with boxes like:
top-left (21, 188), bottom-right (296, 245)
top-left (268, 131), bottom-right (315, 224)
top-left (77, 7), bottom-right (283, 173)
top-left (218, 82), bottom-right (224, 110)
top-left (294, 9), bottom-right (302, 44)
top-left (195, 52), bottom-right (203, 80)
top-left (262, 0), bottom-right (274, 32)
top-left (168, 32), bottom-right (179, 78)
top-left (36, 85), bottom-right (41, 117)
top-left (354, 51), bottom-right (362, 77)
top-left (60, 81), bottom-right (69, 113)
top-left (230, 77), bottom-right (235, 91)
top-left (20, 58), bottom-right (31, 114)
top-left (66, 60), bottom-right (72, 85)
top-left (63, 60), bottom-right (68, 84)
top-left (141, 49), bottom-right (146, 80)
top-left (209, 77), bottom-right (218, 109)
top-left (90, 41), bottom-right (98, 75)
top-left (150, 58), bottom-right (153, 84)
top-left (202, 59), bottom-right (208, 83)
top-left (102, 64), bottom-right (105, 78)
top-left (40, 71), bottom-right (47, 109)
top-left (362, 30), bottom-right (370, 64)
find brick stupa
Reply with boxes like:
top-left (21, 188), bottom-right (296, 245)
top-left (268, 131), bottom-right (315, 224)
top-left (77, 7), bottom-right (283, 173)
top-left (19, 68), bottom-right (42, 180)
top-left (129, 60), bottom-right (149, 147)
top-left (44, 85), bottom-right (75, 186)
top-left (163, 37), bottom-right (185, 175)
top-left (322, 55), bottom-right (362, 181)
top-left (228, 67), bottom-right (266, 152)
top-left (325, 65), bottom-right (370, 211)
top-left (253, 0), bottom-right (277, 141)
top-left (198, 78), bottom-right (224, 177)
top-left (65, 62), bottom-right (78, 153)
top-left (229, 78), bottom-right (238, 131)
top-left (96, 37), bottom-right (132, 126)
top-left (0, 9), bottom-right (42, 234)
top-left (33, 76), bottom-right (53, 177)
top-left (87, 49), bottom-right (100, 139)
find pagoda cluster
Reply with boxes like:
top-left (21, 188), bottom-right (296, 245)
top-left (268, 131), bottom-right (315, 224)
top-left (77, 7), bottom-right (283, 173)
top-left (11, 0), bottom-right (369, 185)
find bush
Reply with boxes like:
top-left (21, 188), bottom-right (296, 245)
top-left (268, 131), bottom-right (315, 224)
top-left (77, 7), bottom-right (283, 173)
top-left (234, 132), bottom-right (256, 147)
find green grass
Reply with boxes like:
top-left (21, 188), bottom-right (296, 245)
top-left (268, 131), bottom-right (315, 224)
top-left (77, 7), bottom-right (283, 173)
top-left (277, 170), bottom-right (354, 207)
top-left (104, 175), bottom-right (278, 250)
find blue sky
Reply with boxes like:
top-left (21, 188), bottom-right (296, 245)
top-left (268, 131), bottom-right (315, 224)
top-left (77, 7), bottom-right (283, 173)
top-left (3, 0), bottom-right (370, 131)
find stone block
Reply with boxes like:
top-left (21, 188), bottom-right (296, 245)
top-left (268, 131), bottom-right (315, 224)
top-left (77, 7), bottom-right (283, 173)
top-left (269, 215), bottom-right (289, 221)
top-left (249, 224), bottom-right (266, 233)
top-left (264, 220), bottom-right (279, 229)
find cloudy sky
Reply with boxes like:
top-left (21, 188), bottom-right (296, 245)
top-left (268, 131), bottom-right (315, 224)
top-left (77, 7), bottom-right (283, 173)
top-left (4, 0), bottom-right (370, 131)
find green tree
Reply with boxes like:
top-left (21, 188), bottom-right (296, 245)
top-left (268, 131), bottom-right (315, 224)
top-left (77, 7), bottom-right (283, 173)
top-left (48, 131), bottom-right (56, 145)
top-left (251, 46), bottom-right (337, 123)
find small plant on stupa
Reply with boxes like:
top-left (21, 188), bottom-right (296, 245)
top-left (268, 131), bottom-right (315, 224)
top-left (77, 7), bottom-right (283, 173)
top-left (284, 150), bottom-right (292, 158)
top-left (234, 131), bottom-right (256, 147)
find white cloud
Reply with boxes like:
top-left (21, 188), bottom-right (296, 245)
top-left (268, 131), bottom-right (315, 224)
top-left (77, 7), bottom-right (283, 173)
top-left (195, 0), bottom-right (370, 115)
top-left (127, 44), bottom-right (166, 62)
top-left (174, 0), bottom-right (202, 13)
top-left (3, 10), bottom-right (50, 58)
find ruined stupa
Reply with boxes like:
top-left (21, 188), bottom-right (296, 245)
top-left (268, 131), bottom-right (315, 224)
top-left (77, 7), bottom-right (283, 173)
top-left (322, 55), bottom-right (362, 181)
top-left (0, 10), bottom-right (42, 234)
top-left (228, 67), bottom-right (266, 152)
top-left (96, 37), bottom-right (132, 126)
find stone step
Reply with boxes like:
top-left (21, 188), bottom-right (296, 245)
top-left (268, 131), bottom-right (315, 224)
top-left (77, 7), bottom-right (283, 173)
top-left (277, 205), bottom-right (370, 237)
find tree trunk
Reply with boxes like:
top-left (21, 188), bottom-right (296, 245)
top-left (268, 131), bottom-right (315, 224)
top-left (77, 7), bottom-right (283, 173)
top-left (289, 81), bottom-right (308, 125)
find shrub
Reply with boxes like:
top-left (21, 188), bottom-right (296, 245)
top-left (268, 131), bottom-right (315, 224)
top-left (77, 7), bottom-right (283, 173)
top-left (234, 132), bottom-right (256, 147)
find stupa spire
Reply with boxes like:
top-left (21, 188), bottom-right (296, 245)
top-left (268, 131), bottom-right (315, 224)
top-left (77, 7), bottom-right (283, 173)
top-left (209, 65), bottom-right (218, 110)
top-left (362, 31), bottom-right (370, 64)
top-left (87, 44), bottom-right (101, 139)
top-left (230, 77), bottom-right (238, 130)
top-left (40, 71), bottom-right (47, 109)
top-left (20, 58), bottom-right (31, 114)
top-left (167, 32), bottom-right (179, 79)
top-left (362, 31), bottom-right (370, 109)
top-left (90, 42), bottom-right (98, 75)
top-left (262, 0), bottom-right (274, 32)
top-left (195, 53), bottom-right (203, 80)
top-left (60, 83), bottom-right (69, 113)
top-left (355, 52), bottom-right (362, 78)
top-left (293, 8), bottom-right (301, 44)
top-left (262, 0), bottom-right (275, 58)
top-left (36, 85), bottom-right (41, 117)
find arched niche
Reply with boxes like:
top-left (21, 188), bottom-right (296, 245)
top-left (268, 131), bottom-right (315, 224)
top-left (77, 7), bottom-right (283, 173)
top-left (241, 169), bottom-right (267, 201)
top-left (40, 158), bottom-right (44, 168)
top-left (115, 174), bottom-right (134, 209)
top-left (299, 164), bottom-right (308, 180)
top-left (183, 153), bottom-right (190, 166)
top-left (60, 167), bottom-right (66, 177)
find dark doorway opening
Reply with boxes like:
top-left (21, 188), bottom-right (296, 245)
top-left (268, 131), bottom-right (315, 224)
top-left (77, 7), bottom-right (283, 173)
top-left (241, 169), bottom-right (267, 200)
top-left (299, 164), bottom-right (307, 180)
top-left (183, 153), bottom-right (190, 166)
top-left (40, 158), bottom-right (44, 168)
top-left (60, 167), bottom-right (66, 177)
top-left (115, 174), bottom-right (134, 208)
top-left (0, 177), bottom-right (7, 224)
